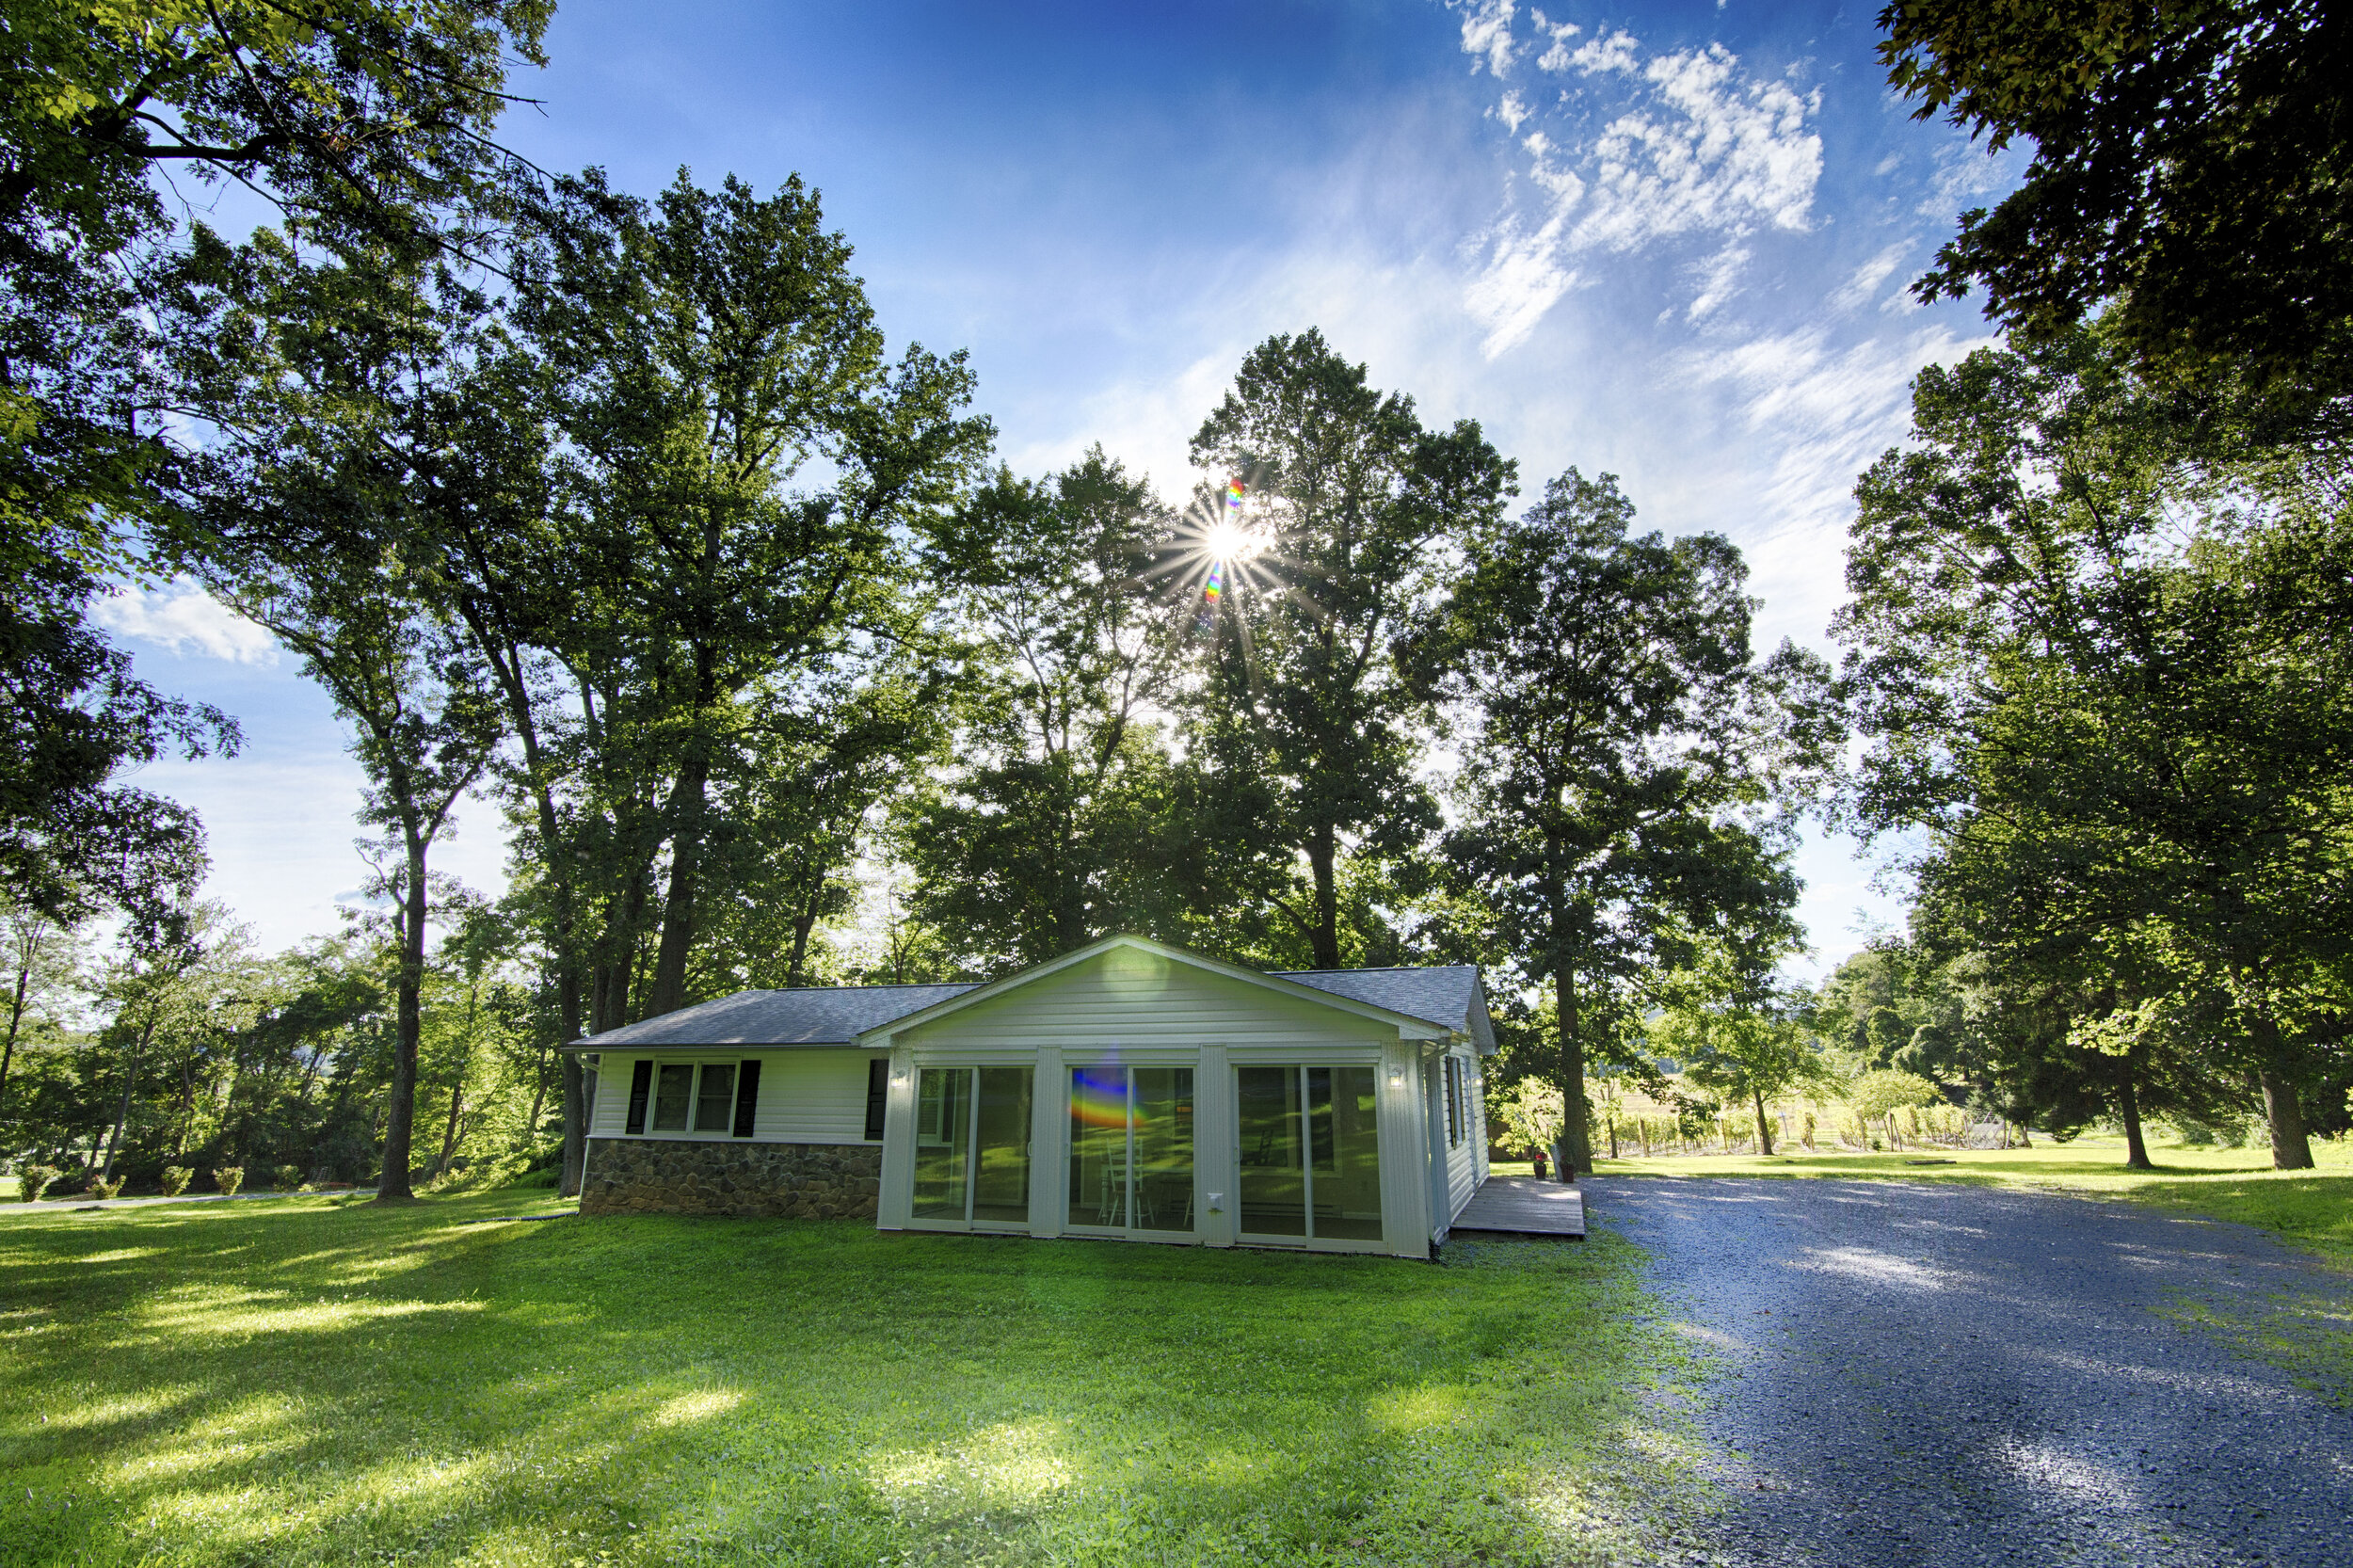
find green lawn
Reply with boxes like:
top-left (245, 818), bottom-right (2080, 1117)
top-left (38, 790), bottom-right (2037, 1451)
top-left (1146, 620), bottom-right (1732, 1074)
top-left (0, 1192), bottom-right (1695, 1568)
top-left (1540, 1133), bottom-right (2353, 1272)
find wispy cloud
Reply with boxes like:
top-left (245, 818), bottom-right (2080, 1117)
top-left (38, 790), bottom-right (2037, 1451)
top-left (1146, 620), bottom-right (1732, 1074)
top-left (1673, 321), bottom-right (1992, 647)
top-left (1456, 0), bottom-right (1517, 77)
top-left (1454, 11), bottom-right (1823, 355)
top-left (95, 579), bottom-right (279, 665)
top-left (1832, 242), bottom-right (1910, 313)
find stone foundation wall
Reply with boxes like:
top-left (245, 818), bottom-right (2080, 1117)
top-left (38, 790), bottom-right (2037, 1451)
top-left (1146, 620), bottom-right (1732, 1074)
top-left (580, 1138), bottom-right (881, 1219)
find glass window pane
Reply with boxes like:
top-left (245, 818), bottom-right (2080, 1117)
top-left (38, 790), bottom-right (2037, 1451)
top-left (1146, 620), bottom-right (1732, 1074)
top-left (912, 1068), bottom-right (971, 1219)
top-left (651, 1063), bottom-right (694, 1131)
top-left (1068, 1066), bottom-right (1127, 1228)
top-left (1133, 1067), bottom-right (1193, 1232)
top-left (971, 1067), bottom-right (1033, 1224)
top-left (694, 1063), bottom-right (736, 1133)
top-left (1312, 1065), bottom-right (1384, 1240)
top-left (1237, 1066), bottom-right (1305, 1236)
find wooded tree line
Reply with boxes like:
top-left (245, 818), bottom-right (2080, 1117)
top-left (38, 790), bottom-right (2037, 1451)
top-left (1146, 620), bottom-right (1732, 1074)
top-left (0, 2), bottom-right (2345, 1196)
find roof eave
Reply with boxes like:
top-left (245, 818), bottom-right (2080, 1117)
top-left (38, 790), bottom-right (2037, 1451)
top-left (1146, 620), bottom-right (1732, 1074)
top-left (856, 933), bottom-right (1454, 1045)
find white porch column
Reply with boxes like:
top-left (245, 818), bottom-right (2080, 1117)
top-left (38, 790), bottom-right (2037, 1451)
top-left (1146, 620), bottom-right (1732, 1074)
top-left (1197, 1043), bottom-right (1234, 1247)
top-left (876, 1041), bottom-right (917, 1229)
top-left (1377, 1036), bottom-right (1433, 1258)
top-left (1030, 1045), bottom-right (1064, 1238)
top-left (1422, 1048), bottom-right (1450, 1247)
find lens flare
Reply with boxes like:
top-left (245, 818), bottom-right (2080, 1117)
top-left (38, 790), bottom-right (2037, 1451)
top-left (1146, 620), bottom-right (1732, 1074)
top-left (1071, 1067), bottom-right (1128, 1128)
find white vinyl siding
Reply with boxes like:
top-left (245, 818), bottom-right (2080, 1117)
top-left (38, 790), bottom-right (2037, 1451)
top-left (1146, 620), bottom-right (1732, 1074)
top-left (586, 1049), bottom-right (883, 1144)
top-left (1441, 1048), bottom-right (1481, 1223)
top-left (894, 946), bottom-right (1395, 1058)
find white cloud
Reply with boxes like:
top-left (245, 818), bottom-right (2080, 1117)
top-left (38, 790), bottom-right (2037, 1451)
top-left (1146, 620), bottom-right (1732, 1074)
top-left (1574, 46), bottom-right (1821, 252)
top-left (1458, 26), bottom-right (1824, 354)
top-left (1497, 88), bottom-right (1530, 133)
top-left (1685, 243), bottom-right (1752, 321)
top-left (95, 579), bottom-right (279, 665)
top-left (1565, 29), bottom-right (1640, 75)
top-left (1832, 242), bottom-right (1909, 312)
top-left (1465, 210), bottom-right (1580, 358)
top-left (1529, 8), bottom-right (1583, 71)
top-left (1672, 321), bottom-right (1991, 648)
top-left (1454, 0), bottom-right (1517, 77)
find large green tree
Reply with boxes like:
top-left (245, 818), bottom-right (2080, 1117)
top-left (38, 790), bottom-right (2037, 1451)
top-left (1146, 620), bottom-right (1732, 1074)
top-left (0, 0), bottom-right (546, 919)
top-left (1189, 329), bottom-right (1513, 969)
top-left (906, 452), bottom-right (1187, 970)
top-left (1404, 471), bottom-right (1835, 1176)
top-left (507, 167), bottom-right (991, 1026)
top-left (177, 231), bottom-right (510, 1201)
top-left (1839, 325), bottom-right (2353, 1167)
top-left (1880, 0), bottom-right (2353, 393)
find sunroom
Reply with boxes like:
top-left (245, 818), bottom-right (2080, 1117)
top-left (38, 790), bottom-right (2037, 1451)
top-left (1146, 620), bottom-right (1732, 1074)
top-left (570, 935), bottom-right (1496, 1258)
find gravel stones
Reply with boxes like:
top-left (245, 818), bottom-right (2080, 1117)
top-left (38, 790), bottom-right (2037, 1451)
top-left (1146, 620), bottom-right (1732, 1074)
top-left (1596, 1176), bottom-right (2353, 1568)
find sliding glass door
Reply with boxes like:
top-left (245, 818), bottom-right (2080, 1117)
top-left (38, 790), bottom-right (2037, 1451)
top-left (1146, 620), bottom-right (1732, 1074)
top-left (1067, 1066), bottom-right (1194, 1234)
top-left (912, 1067), bottom-right (1032, 1226)
top-left (1236, 1064), bottom-right (1383, 1243)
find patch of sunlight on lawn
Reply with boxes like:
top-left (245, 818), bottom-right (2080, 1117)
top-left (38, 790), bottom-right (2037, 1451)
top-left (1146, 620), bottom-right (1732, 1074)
top-left (1367, 1381), bottom-right (1477, 1434)
top-left (870, 1419), bottom-right (1076, 1521)
top-left (0, 1193), bottom-right (1694, 1567)
top-left (137, 1286), bottom-right (486, 1341)
top-left (648, 1387), bottom-right (744, 1428)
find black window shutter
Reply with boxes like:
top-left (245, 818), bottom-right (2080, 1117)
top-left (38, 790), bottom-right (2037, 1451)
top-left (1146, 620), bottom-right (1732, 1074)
top-left (864, 1059), bottom-right (888, 1142)
top-left (732, 1060), bottom-right (761, 1138)
top-left (624, 1059), bottom-right (653, 1135)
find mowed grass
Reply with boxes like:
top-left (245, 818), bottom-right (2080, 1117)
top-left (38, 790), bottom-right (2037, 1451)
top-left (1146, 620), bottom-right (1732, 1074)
top-left (0, 1192), bottom-right (1693, 1568)
top-left (1555, 1134), bottom-right (2353, 1271)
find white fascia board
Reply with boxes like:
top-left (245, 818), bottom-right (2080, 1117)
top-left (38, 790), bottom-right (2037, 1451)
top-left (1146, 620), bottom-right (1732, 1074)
top-left (856, 932), bottom-right (1453, 1046)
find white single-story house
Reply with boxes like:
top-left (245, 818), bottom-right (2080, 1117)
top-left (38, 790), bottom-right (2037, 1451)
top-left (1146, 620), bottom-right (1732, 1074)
top-left (565, 934), bottom-right (1496, 1259)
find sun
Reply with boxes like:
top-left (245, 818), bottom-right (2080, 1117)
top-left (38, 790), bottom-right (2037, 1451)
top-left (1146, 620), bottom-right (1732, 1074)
top-left (1203, 519), bottom-right (1261, 561)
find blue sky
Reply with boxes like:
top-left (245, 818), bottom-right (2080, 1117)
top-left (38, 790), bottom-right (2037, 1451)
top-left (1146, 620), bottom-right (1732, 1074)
top-left (102, 0), bottom-right (2019, 970)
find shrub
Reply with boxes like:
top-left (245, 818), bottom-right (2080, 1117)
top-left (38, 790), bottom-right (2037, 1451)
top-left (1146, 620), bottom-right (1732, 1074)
top-left (213, 1165), bottom-right (244, 1196)
top-left (17, 1163), bottom-right (60, 1202)
top-left (159, 1166), bottom-right (194, 1197)
top-left (89, 1175), bottom-right (125, 1199)
top-left (512, 1167), bottom-right (559, 1190)
top-left (271, 1163), bottom-right (304, 1192)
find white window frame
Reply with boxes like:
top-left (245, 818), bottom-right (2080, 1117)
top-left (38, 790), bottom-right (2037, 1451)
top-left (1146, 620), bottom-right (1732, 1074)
top-left (627, 1057), bottom-right (755, 1140)
top-left (1444, 1055), bottom-right (1465, 1148)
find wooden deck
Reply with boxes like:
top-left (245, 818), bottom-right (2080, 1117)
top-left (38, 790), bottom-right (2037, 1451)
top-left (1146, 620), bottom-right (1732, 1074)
top-left (1446, 1176), bottom-right (1587, 1241)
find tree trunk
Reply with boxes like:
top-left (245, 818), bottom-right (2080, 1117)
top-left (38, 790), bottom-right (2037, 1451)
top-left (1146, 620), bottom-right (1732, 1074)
top-left (1753, 1089), bottom-right (1775, 1157)
top-left (2258, 1065), bottom-right (2314, 1172)
top-left (787, 900), bottom-right (819, 990)
top-left (0, 941), bottom-right (32, 1127)
top-left (376, 833), bottom-right (430, 1202)
top-left (102, 1012), bottom-right (158, 1180)
top-left (646, 742), bottom-right (713, 1018)
top-left (436, 1082), bottom-right (464, 1176)
top-left (2116, 1050), bottom-right (2153, 1171)
top-left (1306, 820), bottom-right (1339, 969)
top-left (525, 1041), bottom-right (551, 1143)
top-left (1554, 955), bottom-right (1593, 1177)
top-left (560, 1052), bottom-right (587, 1196)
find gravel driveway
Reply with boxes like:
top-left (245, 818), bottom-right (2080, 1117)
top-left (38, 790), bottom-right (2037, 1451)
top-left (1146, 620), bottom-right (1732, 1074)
top-left (1595, 1176), bottom-right (2353, 1568)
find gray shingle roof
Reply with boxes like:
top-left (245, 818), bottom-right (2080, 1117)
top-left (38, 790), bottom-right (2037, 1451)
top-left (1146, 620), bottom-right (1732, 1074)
top-left (573, 984), bottom-right (976, 1048)
top-left (1272, 966), bottom-right (1481, 1032)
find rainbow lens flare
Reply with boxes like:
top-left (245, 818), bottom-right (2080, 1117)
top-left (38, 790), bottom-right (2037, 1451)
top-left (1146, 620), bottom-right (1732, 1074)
top-left (1225, 478), bottom-right (1244, 510)
top-left (1071, 1067), bottom-right (1128, 1128)
top-left (1204, 561), bottom-right (1224, 604)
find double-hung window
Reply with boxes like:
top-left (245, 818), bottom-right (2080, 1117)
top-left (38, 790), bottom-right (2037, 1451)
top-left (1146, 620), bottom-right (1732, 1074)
top-left (623, 1059), bottom-right (762, 1137)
